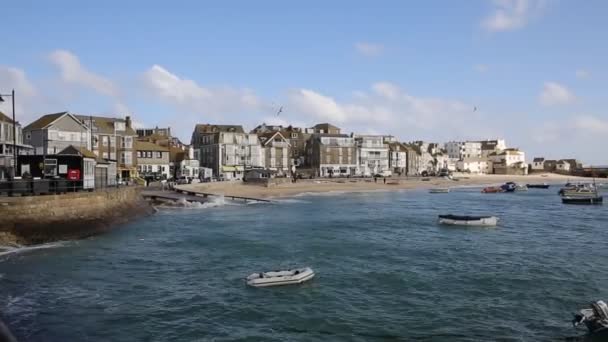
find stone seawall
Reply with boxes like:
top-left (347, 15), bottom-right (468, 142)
top-left (0, 187), bottom-right (154, 245)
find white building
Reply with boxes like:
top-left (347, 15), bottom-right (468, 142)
top-left (445, 141), bottom-right (482, 160)
top-left (480, 139), bottom-right (507, 158)
top-left (387, 142), bottom-right (408, 175)
top-left (556, 160), bottom-right (571, 173)
top-left (457, 158), bottom-right (491, 174)
top-left (354, 135), bottom-right (390, 176)
top-left (531, 157), bottom-right (545, 172)
top-left (193, 124), bottom-right (263, 180)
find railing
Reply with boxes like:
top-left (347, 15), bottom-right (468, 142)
top-left (0, 179), bottom-right (86, 197)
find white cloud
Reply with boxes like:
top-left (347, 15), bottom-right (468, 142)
top-left (539, 82), bottom-right (575, 106)
top-left (474, 64), bottom-right (489, 73)
top-left (49, 50), bottom-right (119, 97)
top-left (575, 69), bottom-right (589, 79)
top-left (287, 82), bottom-right (484, 140)
top-left (142, 65), bottom-right (264, 115)
top-left (574, 115), bottom-right (608, 134)
top-left (354, 42), bottom-right (384, 57)
top-left (481, 0), bottom-right (546, 32)
top-left (0, 66), bottom-right (40, 123)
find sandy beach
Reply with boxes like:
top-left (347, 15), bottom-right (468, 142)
top-left (176, 173), bottom-right (592, 199)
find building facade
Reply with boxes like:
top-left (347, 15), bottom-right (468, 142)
top-left (531, 157), bottom-right (545, 172)
top-left (387, 142), bottom-right (408, 175)
top-left (258, 131), bottom-right (291, 175)
top-left (354, 135), bottom-right (390, 176)
top-left (135, 141), bottom-right (170, 179)
top-left (192, 124), bottom-right (263, 180)
top-left (23, 112), bottom-right (91, 156)
top-left (75, 115), bottom-right (137, 180)
top-left (306, 134), bottom-right (357, 177)
top-left (1, 111), bottom-right (32, 179)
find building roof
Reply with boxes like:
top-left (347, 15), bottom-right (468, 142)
top-left (0, 111), bottom-right (15, 124)
top-left (23, 112), bottom-right (69, 130)
top-left (58, 145), bottom-right (98, 159)
top-left (135, 141), bottom-right (170, 152)
top-left (312, 123), bottom-right (340, 131)
top-left (194, 124), bottom-right (245, 134)
top-left (257, 131), bottom-right (290, 146)
top-left (533, 157), bottom-right (545, 162)
top-left (74, 115), bottom-right (137, 136)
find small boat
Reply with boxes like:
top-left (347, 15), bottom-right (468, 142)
top-left (562, 195), bottom-right (603, 205)
top-left (572, 300), bottom-right (608, 334)
top-left (438, 214), bottom-right (498, 227)
top-left (482, 186), bottom-right (503, 193)
top-left (514, 184), bottom-right (528, 191)
top-left (429, 188), bottom-right (450, 193)
top-left (527, 183), bottom-right (550, 189)
top-left (500, 182), bottom-right (517, 192)
top-left (246, 267), bottom-right (315, 287)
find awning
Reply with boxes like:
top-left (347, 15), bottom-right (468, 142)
top-left (222, 166), bottom-right (236, 172)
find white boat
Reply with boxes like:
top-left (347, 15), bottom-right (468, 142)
top-left (429, 188), bottom-right (450, 193)
top-left (246, 267), bottom-right (315, 287)
top-left (438, 214), bottom-right (498, 227)
top-left (514, 184), bottom-right (528, 191)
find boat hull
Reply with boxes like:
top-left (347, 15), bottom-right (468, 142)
top-left (246, 267), bottom-right (315, 287)
top-left (527, 184), bottom-right (550, 189)
top-left (438, 215), bottom-right (498, 227)
top-left (562, 196), bottom-right (603, 205)
top-left (429, 188), bottom-right (450, 193)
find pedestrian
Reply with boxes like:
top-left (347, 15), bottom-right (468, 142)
top-left (374, 176), bottom-right (377, 183)
top-left (383, 177), bottom-right (386, 184)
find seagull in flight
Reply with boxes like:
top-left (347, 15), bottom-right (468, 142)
top-left (276, 106), bottom-right (283, 116)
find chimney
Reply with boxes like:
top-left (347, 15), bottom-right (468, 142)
top-left (126, 116), bottom-right (132, 128)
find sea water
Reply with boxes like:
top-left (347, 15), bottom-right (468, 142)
top-left (1, 188), bottom-right (607, 341)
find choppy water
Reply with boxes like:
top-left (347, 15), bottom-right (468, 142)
top-left (1, 187), bottom-right (608, 341)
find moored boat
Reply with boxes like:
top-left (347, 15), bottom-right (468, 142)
top-left (527, 183), bottom-right (550, 189)
top-left (246, 267), bottom-right (315, 287)
top-left (482, 186), bottom-right (503, 193)
top-left (438, 214), bottom-right (498, 227)
top-left (500, 182), bottom-right (517, 192)
top-left (429, 188), bottom-right (450, 193)
top-left (572, 300), bottom-right (608, 335)
top-left (514, 184), bottom-right (528, 191)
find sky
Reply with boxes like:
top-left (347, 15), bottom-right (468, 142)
top-left (1, 0), bottom-right (607, 164)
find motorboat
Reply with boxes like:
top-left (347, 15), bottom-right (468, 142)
top-left (572, 300), bottom-right (608, 335)
top-left (500, 182), bottom-right (517, 192)
top-left (514, 184), bottom-right (528, 191)
top-left (438, 214), bottom-right (498, 227)
top-left (527, 183), bottom-right (550, 189)
top-left (246, 267), bottom-right (315, 287)
top-left (482, 186), bottom-right (503, 193)
top-left (429, 188), bottom-right (450, 193)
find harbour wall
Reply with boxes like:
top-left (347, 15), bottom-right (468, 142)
top-left (0, 187), bottom-right (154, 245)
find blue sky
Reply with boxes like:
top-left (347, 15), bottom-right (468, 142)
top-left (1, 0), bottom-right (607, 164)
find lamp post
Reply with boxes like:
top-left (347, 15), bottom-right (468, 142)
top-left (0, 90), bottom-right (16, 177)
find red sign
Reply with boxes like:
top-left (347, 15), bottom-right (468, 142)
top-left (67, 169), bottom-right (81, 180)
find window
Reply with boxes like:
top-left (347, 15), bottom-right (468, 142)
top-left (137, 151), bottom-right (142, 158)
top-left (124, 136), bottom-right (133, 148)
top-left (156, 151), bottom-right (162, 158)
top-left (124, 152), bottom-right (132, 166)
top-left (147, 151), bottom-right (152, 158)
top-left (291, 133), bottom-right (298, 139)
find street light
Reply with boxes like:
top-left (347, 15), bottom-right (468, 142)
top-left (0, 90), bottom-right (17, 177)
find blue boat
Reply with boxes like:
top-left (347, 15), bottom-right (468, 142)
top-left (500, 182), bottom-right (517, 192)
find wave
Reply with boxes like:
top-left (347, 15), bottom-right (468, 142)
top-left (154, 195), bottom-right (229, 210)
top-left (270, 198), bottom-right (311, 204)
top-left (0, 241), bottom-right (70, 259)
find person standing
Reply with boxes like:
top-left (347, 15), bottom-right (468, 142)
top-left (383, 177), bottom-right (386, 184)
